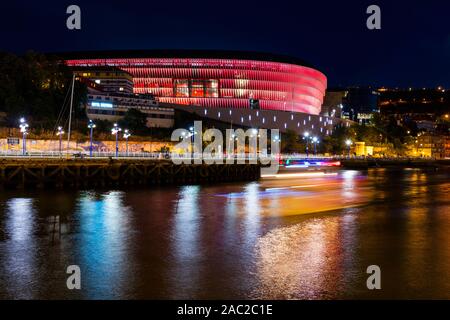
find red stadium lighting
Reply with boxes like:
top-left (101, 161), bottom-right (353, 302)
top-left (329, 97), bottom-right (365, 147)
top-left (66, 52), bottom-right (327, 115)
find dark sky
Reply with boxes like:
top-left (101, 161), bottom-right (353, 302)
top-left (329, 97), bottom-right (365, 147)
top-left (1, 0), bottom-right (449, 88)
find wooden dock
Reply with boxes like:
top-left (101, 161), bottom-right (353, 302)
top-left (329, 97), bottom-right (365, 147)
top-left (0, 158), bottom-right (261, 189)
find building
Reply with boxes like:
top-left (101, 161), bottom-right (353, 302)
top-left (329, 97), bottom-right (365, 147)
top-left (73, 67), bottom-right (134, 94)
top-left (87, 92), bottom-right (174, 128)
top-left (62, 50), bottom-right (356, 136)
top-left (321, 89), bottom-right (346, 117)
top-left (412, 133), bottom-right (448, 158)
top-left (65, 50), bottom-right (327, 115)
top-left (341, 86), bottom-right (379, 123)
top-left (73, 66), bottom-right (175, 128)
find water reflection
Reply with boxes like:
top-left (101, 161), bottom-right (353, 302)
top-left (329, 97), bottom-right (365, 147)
top-left (252, 215), bottom-right (348, 299)
top-left (0, 169), bottom-right (449, 299)
top-left (75, 191), bottom-right (133, 299)
top-left (1, 198), bottom-right (37, 299)
top-left (170, 185), bottom-right (201, 298)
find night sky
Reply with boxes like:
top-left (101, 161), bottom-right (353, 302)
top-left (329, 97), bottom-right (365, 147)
top-left (1, 0), bottom-right (449, 88)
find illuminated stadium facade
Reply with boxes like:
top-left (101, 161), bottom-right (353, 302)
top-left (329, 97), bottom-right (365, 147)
top-left (65, 50), bottom-right (327, 115)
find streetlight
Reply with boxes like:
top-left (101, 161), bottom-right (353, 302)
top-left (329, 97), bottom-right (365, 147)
top-left (189, 126), bottom-right (197, 157)
top-left (19, 118), bottom-right (29, 156)
top-left (111, 123), bottom-right (122, 158)
top-left (345, 139), bottom-right (352, 157)
top-left (272, 134), bottom-right (281, 160)
top-left (56, 126), bottom-right (64, 154)
top-left (303, 131), bottom-right (310, 157)
top-left (88, 120), bottom-right (96, 158)
top-left (312, 136), bottom-right (319, 155)
top-left (123, 129), bottom-right (131, 156)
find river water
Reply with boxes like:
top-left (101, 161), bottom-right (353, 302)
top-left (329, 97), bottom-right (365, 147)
top-left (0, 168), bottom-right (449, 299)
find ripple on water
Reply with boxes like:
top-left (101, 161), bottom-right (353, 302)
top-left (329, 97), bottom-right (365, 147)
top-left (251, 214), bottom-right (356, 299)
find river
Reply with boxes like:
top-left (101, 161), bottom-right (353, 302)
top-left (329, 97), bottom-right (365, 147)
top-left (0, 168), bottom-right (449, 299)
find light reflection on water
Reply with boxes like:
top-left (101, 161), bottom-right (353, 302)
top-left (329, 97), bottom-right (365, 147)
top-left (0, 169), bottom-right (449, 299)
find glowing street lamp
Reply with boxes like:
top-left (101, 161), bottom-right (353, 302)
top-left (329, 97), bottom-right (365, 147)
top-left (111, 123), bottom-right (122, 157)
top-left (87, 120), bottom-right (96, 158)
top-left (56, 126), bottom-right (64, 154)
top-left (345, 139), bottom-right (352, 157)
top-left (303, 131), bottom-right (310, 157)
top-left (272, 134), bottom-right (281, 159)
top-left (123, 129), bottom-right (131, 156)
top-left (312, 136), bottom-right (319, 155)
top-left (19, 118), bottom-right (29, 156)
top-left (189, 126), bottom-right (197, 156)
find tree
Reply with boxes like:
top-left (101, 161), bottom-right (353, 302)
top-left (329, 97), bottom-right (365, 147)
top-left (118, 108), bottom-right (148, 134)
top-left (281, 130), bottom-right (302, 153)
top-left (0, 51), bottom-right (87, 129)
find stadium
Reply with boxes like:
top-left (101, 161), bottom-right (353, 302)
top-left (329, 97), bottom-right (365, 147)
top-left (64, 50), bottom-right (327, 115)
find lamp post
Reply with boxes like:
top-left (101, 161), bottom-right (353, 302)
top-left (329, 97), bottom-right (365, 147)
top-left (56, 126), bottom-right (64, 154)
top-left (272, 134), bottom-right (281, 161)
top-left (312, 136), bottom-right (319, 155)
top-left (19, 118), bottom-right (29, 156)
top-left (123, 129), bottom-right (131, 156)
top-left (189, 126), bottom-right (197, 158)
top-left (303, 131), bottom-right (310, 157)
top-left (111, 123), bottom-right (122, 158)
top-left (345, 139), bottom-right (352, 158)
top-left (88, 120), bottom-right (96, 158)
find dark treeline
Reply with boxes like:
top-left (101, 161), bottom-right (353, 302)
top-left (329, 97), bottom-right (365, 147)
top-left (0, 51), bottom-right (87, 130)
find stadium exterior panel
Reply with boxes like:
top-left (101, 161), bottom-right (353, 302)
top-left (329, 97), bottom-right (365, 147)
top-left (65, 50), bottom-right (327, 115)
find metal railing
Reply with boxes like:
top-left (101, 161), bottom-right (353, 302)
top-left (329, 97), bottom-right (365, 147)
top-left (0, 150), bottom-right (277, 161)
